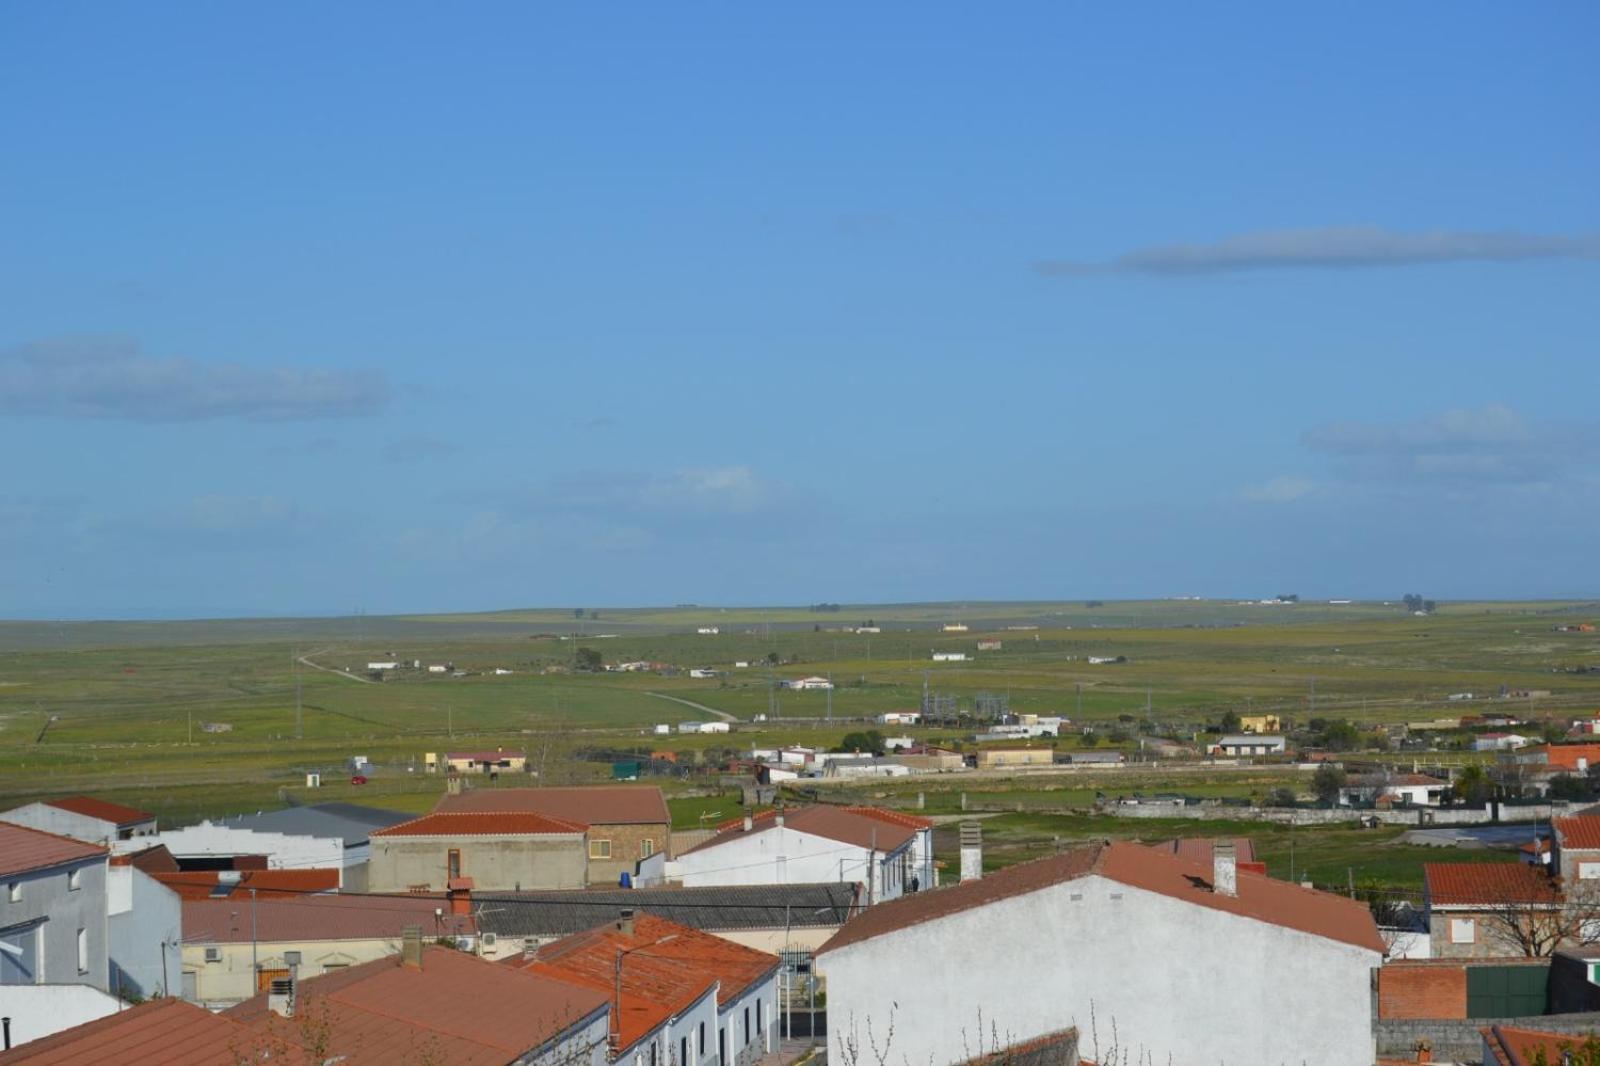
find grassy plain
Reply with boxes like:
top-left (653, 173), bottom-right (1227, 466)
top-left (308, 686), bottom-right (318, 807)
top-left (0, 599), bottom-right (1595, 878)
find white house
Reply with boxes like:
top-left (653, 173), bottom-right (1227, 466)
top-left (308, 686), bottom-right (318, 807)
top-left (697, 626), bottom-right (720, 635)
top-left (0, 796), bottom-right (157, 846)
top-left (427, 664), bottom-right (448, 673)
top-left (679, 721), bottom-right (705, 734)
top-left (817, 841), bottom-right (1383, 1066)
top-left (940, 624), bottom-right (969, 633)
top-left (1473, 732), bottom-right (1531, 752)
top-left (366, 661), bottom-right (398, 671)
top-left (699, 721), bottom-right (732, 734)
top-left (668, 806), bottom-right (935, 903)
top-left (786, 677), bottom-right (834, 691)
top-left (113, 822), bottom-right (345, 884)
top-left (1337, 773), bottom-right (1448, 807)
top-left (931, 652), bottom-right (968, 662)
top-left (1210, 734), bottom-right (1288, 757)
top-left (654, 724), bottom-right (673, 735)
top-left (689, 668), bottom-right (718, 679)
top-left (0, 823), bottom-right (110, 992)
top-left (107, 859), bottom-right (183, 1000)
top-left (876, 711), bottom-right (921, 726)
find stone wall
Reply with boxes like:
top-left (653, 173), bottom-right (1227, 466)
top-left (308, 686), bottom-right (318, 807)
top-left (1376, 1012), bottom-right (1600, 1061)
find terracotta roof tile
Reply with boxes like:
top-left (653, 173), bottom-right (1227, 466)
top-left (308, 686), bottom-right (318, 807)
top-left (820, 841), bottom-right (1384, 955)
top-left (0, 822), bottom-right (106, 879)
top-left (1152, 837), bottom-right (1258, 865)
top-left (1480, 1023), bottom-right (1599, 1066)
top-left (686, 806), bottom-right (919, 856)
top-left (1533, 743), bottom-right (1600, 771)
top-left (182, 894), bottom-right (474, 944)
top-left (1557, 816), bottom-right (1600, 850)
top-left (43, 795), bottom-right (154, 826)
top-left (1425, 862), bottom-right (1561, 907)
top-left (436, 786), bottom-right (670, 826)
top-left (151, 868), bottom-right (341, 900)
top-left (842, 806), bottom-right (936, 831)
top-left (515, 913), bottom-right (775, 1051)
top-left (371, 810), bottom-right (586, 837)
top-left (229, 945), bottom-right (608, 1065)
top-left (0, 998), bottom-right (257, 1065)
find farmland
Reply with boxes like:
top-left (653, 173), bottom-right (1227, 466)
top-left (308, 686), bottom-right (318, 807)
top-left (0, 598), bottom-right (1595, 886)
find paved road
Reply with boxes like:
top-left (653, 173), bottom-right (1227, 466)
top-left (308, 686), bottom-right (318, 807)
top-left (643, 690), bottom-right (738, 723)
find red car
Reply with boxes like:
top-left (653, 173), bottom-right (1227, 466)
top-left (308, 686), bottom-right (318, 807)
top-left (350, 774), bottom-right (368, 785)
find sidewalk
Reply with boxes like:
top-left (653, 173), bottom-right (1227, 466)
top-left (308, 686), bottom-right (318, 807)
top-left (753, 1036), bottom-right (824, 1066)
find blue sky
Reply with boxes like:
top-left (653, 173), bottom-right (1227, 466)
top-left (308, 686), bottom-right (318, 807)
top-left (1, 4), bottom-right (1597, 617)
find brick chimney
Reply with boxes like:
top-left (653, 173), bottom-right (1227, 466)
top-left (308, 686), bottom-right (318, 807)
top-left (1213, 841), bottom-right (1237, 898)
top-left (959, 822), bottom-right (983, 882)
top-left (448, 876), bottom-right (474, 917)
top-left (401, 924), bottom-right (424, 969)
top-left (617, 908), bottom-right (636, 937)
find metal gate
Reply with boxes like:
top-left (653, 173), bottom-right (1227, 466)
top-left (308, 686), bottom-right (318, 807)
top-left (1466, 965), bottom-right (1548, 1018)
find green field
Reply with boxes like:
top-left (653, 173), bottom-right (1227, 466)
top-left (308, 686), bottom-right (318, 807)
top-left (0, 599), bottom-right (1596, 856)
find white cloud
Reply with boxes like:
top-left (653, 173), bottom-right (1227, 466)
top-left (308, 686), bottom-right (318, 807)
top-left (1035, 226), bottom-right (1600, 277)
top-left (0, 336), bottom-right (390, 421)
top-left (1238, 475), bottom-right (1316, 503)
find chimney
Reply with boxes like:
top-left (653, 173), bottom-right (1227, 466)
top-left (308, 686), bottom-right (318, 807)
top-left (618, 908), bottom-right (636, 937)
top-left (743, 812), bottom-right (754, 832)
top-left (959, 822), bottom-right (983, 882)
top-left (1213, 841), bottom-right (1238, 897)
top-left (401, 924), bottom-right (424, 969)
top-left (267, 976), bottom-right (296, 1018)
top-left (448, 877), bottom-right (474, 917)
top-left (1413, 1038), bottom-right (1432, 1063)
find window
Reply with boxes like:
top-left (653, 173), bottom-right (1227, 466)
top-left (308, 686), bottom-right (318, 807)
top-left (649, 1040), bottom-right (658, 1066)
top-left (6, 883), bottom-right (18, 903)
top-left (590, 839), bottom-right (612, 860)
top-left (699, 1022), bottom-right (705, 1056)
top-left (756, 1002), bottom-right (763, 1034)
top-left (680, 1037), bottom-right (689, 1066)
top-left (77, 928), bottom-right (88, 974)
top-left (743, 1007), bottom-right (750, 1044)
top-left (641, 838), bottom-right (655, 859)
top-left (68, 869), bottom-right (81, 892)
top-left (1580, 862), bottom-right (1600, 881)
top-left (447, 849), bottom-right (462, 879)
top-left (1451, 917), bottom-right (1477, 944)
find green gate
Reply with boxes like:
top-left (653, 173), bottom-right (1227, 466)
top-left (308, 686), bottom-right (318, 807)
top-left (1466, 964), bottom-right (1548, 1018)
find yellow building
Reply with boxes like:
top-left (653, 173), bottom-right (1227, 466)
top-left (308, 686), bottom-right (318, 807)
top-left (1239, 714), bottom-right (1281, 734)
top-left (975, 747), bottom-right (1054, 770)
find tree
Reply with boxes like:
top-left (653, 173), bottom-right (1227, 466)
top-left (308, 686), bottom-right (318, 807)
top-left (1550, 773), bottom-right (1594, 801)
top-left (1266, 787), bottom-right (1298, 807)
top-left (1453, 763), bottom-right (1491, 805)
top-left (1478, 873), bottom-right (1600, 957)
top-left (1312, 763), bottom-right (1347, 805)
top-left (573, 607), bottom-right (585, 619)
top-left (574, 647), bottom-right (603, 672)
top-left (1319, 719), bottom-right (1361, 752)
top-left (1531, 1035), bottom-right (1600, 1065)
top-left (836, 730), bottom-right (885, 756)
top-left (1080, 730), bottom-right (1102, 748)
top-left (1219, 709), bottom-right (1241, 733)
top-left (1543, 720), bottom-right (1572, 745)
top-left (765, 651), bottom-right (780, 665)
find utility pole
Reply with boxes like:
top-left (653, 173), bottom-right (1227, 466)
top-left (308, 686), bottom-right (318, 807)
top-left (1076, 682), bottom-right (1083, 721)
top-left (1310, 676), bottom-right (1317, 717)
top-left (250, 888), bottom-right (259, 980)
top-left (187, 710), bottom-right (192, 745)
top-left (826, 673), bottom-right (833, 723)
top-left (293, 648), bottom-right (303, 741)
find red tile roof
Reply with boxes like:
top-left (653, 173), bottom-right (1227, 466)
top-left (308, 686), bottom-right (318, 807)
top-left (0, 998), bottom-right (258, 1065)
top-left (1533, 743), bottom-right (1600, 771)
top-left (842, 806), bottom-right (936, 831)
top-left (43, 795), bottom-right (154, 826)
top-left (1556, 816), bottom-right (1600, 850)
top-left (151, 868), bottom-right (341, 900)
top-left (818, 841), bottom-right (1384, 956)
top-left (436, 786), bottom-right (670, 826)
top-left (182, 894), bottom-right (474, 944)
top-left (229, 945), bottom-right (608, 1065)
top-left (515, 913), bottom-right (775, 1051)
top-left (686, 805), bottom-right (920, 856)
top-left (1480, 1023), bottom-right (1598, 1066)
top-left (371, 810), bottom-right (586, 837)
top-left (1151, 837), bottom-right (1258, 865)
top-left (1425, 862), bottom-right (1561, 907)
top-left (0, 822), bottom-right (106, 879)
